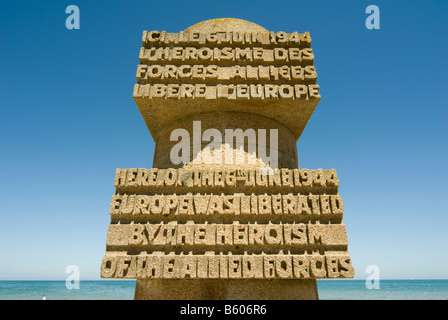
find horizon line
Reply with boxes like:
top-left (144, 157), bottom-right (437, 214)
top-left (1, 278), bottom-right (447, 281)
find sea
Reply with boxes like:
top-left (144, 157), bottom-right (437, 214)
top-left (0, 279), bottom-right (447, 300)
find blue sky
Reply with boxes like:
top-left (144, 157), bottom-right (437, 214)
top-left (0, 0), bottom-right (447, 280)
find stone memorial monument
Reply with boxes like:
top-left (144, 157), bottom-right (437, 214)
top-left (100, 18), bottom-right (354, 300)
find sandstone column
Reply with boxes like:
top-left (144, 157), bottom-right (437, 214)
top-left (100, 18), bottom-right (354, 300)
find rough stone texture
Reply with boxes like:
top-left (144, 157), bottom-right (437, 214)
top-left (100, 18), bottom-right (354, 300)
top-left (134, 279), bottom-right (318, 300)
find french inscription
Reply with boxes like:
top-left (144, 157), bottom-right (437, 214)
top-left (139, 47), bottom-right (315, 64)
top-left (142, 31), bottom-right (312, 47)
top-left (133, 83), bottom-right (320, 100)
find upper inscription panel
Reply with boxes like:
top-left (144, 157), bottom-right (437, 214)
top-left (133, 19), bottom-right (321, 140)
